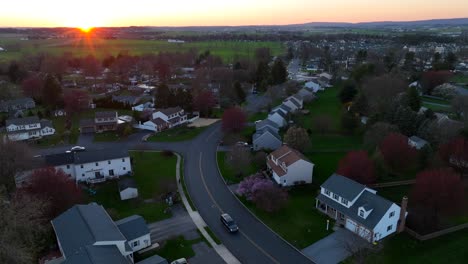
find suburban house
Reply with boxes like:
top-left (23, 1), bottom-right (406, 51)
top-left (0, 97), bottom-right (35, 112)
top-left (16, 149), bottom-right (132, 185)
top-left (142, 107), bottom-right (188, 132)
top-left (255, 119), bottom-right (280, 133)
top-left (5, 116), bottom-right (55, 141)
top-left (51, 203), bottom-right (152, 264)
top-left (267, 109), bottom-right (288, 128)
top-left (272, 103), bottom-right (292, 116)
top-left (266, 145), bottom-right (314, 186)
top-left (408, 136), bottom-right (429, 150)
top-left (80, 111), bottom-right (119, 133)
top-left (252, 127), bottom-right (282, 151)
top-left (132, 102), bottom-right (155, 112)
top-left (304, 81), bottom-right (322, 93)
top-left (296, 88), bottom-right (315, 102)
top-left (316, 174), bottom-right (407, 242)
top-left (119, 177), bottom-right (139, 200)
top-left (282, 94), bottom-right (303, 112)
top-left (318, 72), bottom-right (333, 87)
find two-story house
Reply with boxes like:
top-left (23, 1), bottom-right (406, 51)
top-left (316, 174), bottom-right (407, 242)
top-left (282, 94), bottom-right (303, 112)
top-left (15, 149), bottom-right (132, 185)
top-left (0, 97), bottom-right (35, 112)
top-left (266, 145), bottom-right (314, 186)
top-left (79, 111), bottom-right (119, 133)
top-left (142, 107), bottom-right (188, 132)
top-left (51, 203), bottom-right (152, 264)
top-left (5, 116), bottom-right (55, 141)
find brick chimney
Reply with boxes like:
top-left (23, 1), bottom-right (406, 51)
top-left (398, 196), bottom-right (408, 233)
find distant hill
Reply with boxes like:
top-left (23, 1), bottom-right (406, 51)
top-left (294, 18), bottom-right (468, 28)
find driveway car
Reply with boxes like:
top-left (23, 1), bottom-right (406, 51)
top-left (70, 146), bottom-right (86, 152)
top-left (170, 258), bottom-right (188, 264)
top-left (220, 213), bottom-right (239, 233)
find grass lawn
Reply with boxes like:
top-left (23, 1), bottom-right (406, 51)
top-left (93, 131), bottom-right (121, 142)
top-left (422, 102), bottom-right (452, 113)
top-left (242, 185), bottom-right (333, 249)
top-left (375, 185), bottom-right (412, 204)
top-left (308, 133), bottom-right (363, 151)
top-left (216, 152), bottom-right (259, 184)
top-left (450, 74), bottom-right (468, 83)
top-left (134, 236), bottom-right (204, 263)
top-left (247, 112), bottom-right (268, 122)
top-left (306, 152), bottom-right (346, 185)
top-left (147, 126), bottom-right (206, 142)
top-left (421, 96), bottom-right (450, 105)
top-left (366, 230), bottom-right (468, 264)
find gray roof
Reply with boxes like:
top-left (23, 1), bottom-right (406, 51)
top-left (255, 119), bottom-right (279, 132)
top-left (253, 127), bottom-right (282, 142)
top-left (115, 215), bottom-right (150, 241)
top-left (136, 255), bottom-right (168, 264)
top-left (158, 107), bottom-right (183, 116)
top-left (0, 97), bottom-right (34, 107)
top-left (64, 245), bottom-right (129, 264)
top-left (321, 174), bottom-right (366, 201)
top-left (45, 152), bottom-right (75, 166)
top-left (40, 119), bottom-right (53, 128)
top-left (118, 177), bottom-right (137, 191)
top-left (6, 116), bottom-right (40, 126)
top-left (291, 94), bottom-right (303, 102)
top-left (95, 111), bottom-right (118, 118)
top-left (286, 96), bottom-right (301, 108)
top-left (44, 149), bottom-right (129, 166)
top-left (80, 118), bottom-right (95, 127)
top-left (51, 203), bottom-right (127, 259)
top-left (317, 190), bottom-right (394, 230)
top-left (270, 109), bottom-right (287, 119)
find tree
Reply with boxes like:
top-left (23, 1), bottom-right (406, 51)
top-left (63, 89), bottom-right (90, 115)
top-left (25, 167), bottom-right (83, 218)
top-left (341, 111), bottom-right (359, 134)
top-left (194, 90), bottom-right (216, 117)
top-left (0, 190), bottom-right (50, 264)
top-left (410, 168), bottom-right (465, 231)
top-left (251, 180), bottom-right (288, 213)
top-left (313, 115), bottom-right (333, 134)
top-left (337, 151), bottom-right (376, 184)
top-left (361, 74), bottom-right (407, 114)
top-left (42, 74), bottom-right (62, 108)
top-left (339, 81), bottom-right (357, 103)
top-left (255, 61), bottom-right (271, 92)
top-left (438, 137), bottom-right (468, 174)
top-left (236, 173), bottom-right (264, 200)
top-left (222, 107), bottom-right (247, 134)
top-left (356, 49), bottom-right (367, 64)
top-left (350, 92), bottom-right (369, 116)
top-left (405, 86), bottom-right (421, 111)
top-left (445, 52), bottom-right (457, 70)
top-left (7, 61), bottom-right (25, 83)
top-left (226, 146), bottom-right (252, 178)
top-left (0, 141), bottom-right (33, 192)
top-left (283, 126), bottom-right (310, 152)
top-left (379, 133), bottom-right (418, 172)
top-left (21, 74), bottom-right (43, 100)
top-left (82, 55), bottom-right (102, 86)
top-left (253, 151), bottom-right (268, 170)
top-left (421, 71), bottom-right (452, 94)
top-left (451, 95), bottom-right (468, 121)
top-left (271, 58), bottom-right (287, 85)
top-left (155, 83), bottom-right (171, 108)
top-left (233, 81), bottom-right (246, 104)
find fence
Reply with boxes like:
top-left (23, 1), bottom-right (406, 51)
top-left (368, 180), bottom-right (416, 188)
top-left (405, 223), bottom-right (468, 241)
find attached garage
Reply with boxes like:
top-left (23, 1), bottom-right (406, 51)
top-left (345, 218), bottom-right (372, 242)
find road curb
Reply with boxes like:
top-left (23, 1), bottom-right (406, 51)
top-left (215, 146), bottom-right (315, 263)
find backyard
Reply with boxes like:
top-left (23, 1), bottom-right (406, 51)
top-left (85, 151), bottom-right (177, 222)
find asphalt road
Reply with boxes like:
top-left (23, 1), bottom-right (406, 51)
top-left (36, 125), bottom-right (313, 264)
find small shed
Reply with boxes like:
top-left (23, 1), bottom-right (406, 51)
top-left (408, 136), bottom-right (429, 150)
top-left (118, 177), bottom-right (139, 200)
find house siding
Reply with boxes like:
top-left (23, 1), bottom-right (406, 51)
top-left (75, 158), bottom-right (131, 182)
top-left (372, 203), bottom-right (402, 242)
top-left (253, 132), bottom-right (282, 151)
top-left (273, 160), bottom-right (314, 186)
top-left (267, 114), bottom-right (286, 128)
top-left (127, 234), bottom-right (151, 252)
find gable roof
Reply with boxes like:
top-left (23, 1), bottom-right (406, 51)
top-left (0, 97), bottom-right (34, 107)
top-left (118, 177), bottom-right (137, 191)
top-left (270, 109), bottom-right (287, 119)
top-left (253, 127), bottom-right (282, 142)
top-left (64, 245), bottom-right (129, 264)
top-left (321, 174), bottom-right (366, 201)
top-left (51, 203), bottom-right (127, 259)
top-left (157, 107), bottom-right (182, 116)
top-left (255, 119), bottom-right (279, 131)
top-left (267, 145), bottom-right (311, 176)
top-left (115, 215), bottom-right (149, 241)
top-left (40, 119), bottom-right (53, 128)
top-left (285, 97), bottom-right (301, 108)
top-left (6, 116), bottom-right (40, 126)
top-left (95, 111), bottom-right (118, 119)
top-left (44, 149), bottom-right (130, 166)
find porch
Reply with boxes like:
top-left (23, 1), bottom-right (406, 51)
top-left (316, 199), bottom-right (346, 225)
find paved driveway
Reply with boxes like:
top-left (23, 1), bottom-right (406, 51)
top-left (302, 228), bottom-right (369, 264)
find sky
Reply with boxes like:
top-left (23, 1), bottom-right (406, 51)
top-left (1, 0), bottom-right (467, 28)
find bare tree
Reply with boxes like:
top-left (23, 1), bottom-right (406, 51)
top-left (227, 146), bottom-right (252, 177)
top-left (284, 126), bottom-right (310, 152)
top-left (0, 141), bottom-right (34, 192)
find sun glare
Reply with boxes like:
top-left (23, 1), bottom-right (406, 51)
top-left (80, 26), bottom-right (93, 33)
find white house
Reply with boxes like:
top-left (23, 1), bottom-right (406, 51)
top-left (119, 178), bottom-right (139, 200)
top-left (267, 110), bottom-right (287, 128)
top-left (283, 94), bottom-right (303, 112)
top-left (6, 116), bottom-right (55, 141)
top-left (266, 145), bottom-right (314, 186)
top-left (316, 174), bottom-right (408, 242)
top-left (304, 81), bottom-right (322, 93)
top-left (142, 107), bottom-right (188, 132)
top-left (408, 136), bottom-right (429, 150)
top-left (16, 149), bottom-right (132, 185)
top-left (51, 203), bottom-right (152, 264)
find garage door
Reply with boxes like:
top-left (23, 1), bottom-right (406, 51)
top-left (345, 219), bottom-right (371, 242)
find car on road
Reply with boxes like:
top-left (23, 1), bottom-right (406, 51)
top-left (220, 213), bottom-right (239, 233)
top-left (170, 258), bottom-right (187, 264)
top-left (70, 146), bottom-right (86, 152)
top-left (236, 141), bottom-right (248, 147)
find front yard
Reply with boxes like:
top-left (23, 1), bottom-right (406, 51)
top-left (85, 151), bottom-right (177, 222)
top-left (134, 236), bottom-right (204, 263)
top-left (147, 126), bottom-right (206, 142)
top-left (216, 152), bottom-right (260, 184)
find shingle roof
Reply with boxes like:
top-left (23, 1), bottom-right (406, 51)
top-left (321, 174), bottom-right (366, 202)
top-left (80, 118), bottom-right (95, 127)
top-left (51, 203), bottom-right (127, 259)
top-left (268, 145), bottom-right (311, 177)
top-left (158, 107), bottom-right (182, 116)
top-left (6, 116), bottom-right (40, 126)
top-left (45, 152), bottom-right (75, 166)
top-left (40, 119), bottom-right (53, 128)
top-left (115, 215), bottom-right (149, 241)
top-left (255, 119), bottom-right (279, 132)
top-left (253, 127), bottom-right (281, 142)
top-left (285, 97), bottom-right (301, 108)
top-left (44, 149), bottom-right (129, 166)
top-left (270, 109), bottom-right (287, 119)
top-left (95, 111), bottom-right (118, 118)
top-left (118, 177), bottom-right (137, 191)
top-left (64, 245), bottom-right (129, 264)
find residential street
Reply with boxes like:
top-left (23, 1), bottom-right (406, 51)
top-left (36, 124), bottom-right (313, 264)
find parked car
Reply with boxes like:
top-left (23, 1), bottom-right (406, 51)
top-left (70, 146), bottom-right (86, 152)
top-left (236, 141), bottom-right (248, 147)
top-left (170, 258), bottom-right (188, 264)
top-left (220, 213), bottom-right (238, 233)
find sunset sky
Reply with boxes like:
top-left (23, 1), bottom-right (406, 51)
top-left (1, 0), bottom-right (467, 28)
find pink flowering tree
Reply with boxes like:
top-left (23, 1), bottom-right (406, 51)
top-left (237, 173), bottom-right (288, 212)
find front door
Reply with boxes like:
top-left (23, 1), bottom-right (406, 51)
top-left (109, 169), bottom-right (114, 176)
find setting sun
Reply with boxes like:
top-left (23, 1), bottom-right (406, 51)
top-left (79, 26), bottom-right (93, 33)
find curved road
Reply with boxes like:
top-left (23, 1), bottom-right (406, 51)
top-left (37, 124), bottom-right (312, 264)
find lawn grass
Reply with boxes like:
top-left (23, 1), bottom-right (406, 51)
top-left (204, 226), bottom-right (222, 245)
top-left (366, 230), bottom-right (468, 264)
top-left (306, 152), bottom-right (347, 184)
top-left (308, 133), bottom-right (363, 151)
top-left (134, 236), bottom-right (204, 263)
top-left (147, 126), bottom-right (206, 142)
top-left (216, 152), bottom-right (259, 184)
top-left (375, 185), bottom-right (411, 203)
top-left (422, 102), bottom-right (452, 113)
top-left (241, 185), bottom-right (333, 249)
top-left (93, 131), bottom-right (121, 142)
top-left (247, 112), bottom-right (268, 122)
top-left (180, 158), bottom-right (196, 211)
top-left (421, 96), bottom-right (450, 105)
top-left (450, 74), bottom-right (468, 83)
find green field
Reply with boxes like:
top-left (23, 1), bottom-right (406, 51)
top-left (0, 36), bottom-right (285, 63)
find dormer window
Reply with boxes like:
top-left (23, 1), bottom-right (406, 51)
top-left (333, 194), bottom-right (339, 200)
top-left (325, 189), bottom-right (330, 196)
top-left (359, 209), bottom-right (365, 217)
top-left (342, 198), bottom-right (348, 206)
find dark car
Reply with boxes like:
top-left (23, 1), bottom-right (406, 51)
top-left (220, 213), bottom-right (238, 233)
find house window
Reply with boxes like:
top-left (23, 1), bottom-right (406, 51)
top-left (389, 211), bottom-right (395, 218)
top-left (325, 189), bottom-right (330, 196)
top-left (387, 225), bottom-right (393, 232)
top-left (132, 240), bottom-right (139, 247)
top-left (123, 167), bottom-right (126, 170)
top-left (108, 160), bottom-right (111, 165)
top-left (109, 170), bottom-right (114, 176)
top-left (359, 210), bottom-right (364, 217)
top-left (122, 158), bottom-right (125, 162)
top-left (80, 165), bottom-right (83, 168)
top-left (82, 174), bottom-right (85, 177)
top-left (95, 162), bottom-right (99, 166)
top-left (333, 194), bottom-right (339, 200)
top-left (342, 198), bottom-right (348, 206)
top-left (66, 165), bottom-right (70, 169)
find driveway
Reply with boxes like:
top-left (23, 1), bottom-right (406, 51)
top-left (302, 228), bottom-right (369, 264)
top-left (148, 204), bottom-right (197, 243)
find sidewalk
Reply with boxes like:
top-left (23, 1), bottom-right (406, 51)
top-left (175, 153), bottom-right (241, 264)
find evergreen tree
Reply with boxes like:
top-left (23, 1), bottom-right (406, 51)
top-left (234, 81), bottom-right (246, 104)
top-left (271, 58), bottom-right (287, 85)
top-left (351, 93), bottom-right (369, 115)
top-left (406, 86), bottom-right (421, 112)
top-left (155, 83), bottom-right (171, 108)
top-left (42, 74), bottom-right (62, 108)
top-left (255, 61), bottom-right (270, 92)
top-left (339, 81), bottom-right (357, 103)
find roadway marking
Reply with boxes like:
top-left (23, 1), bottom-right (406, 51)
top-left (198, 152), bottom-right (280, 264)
